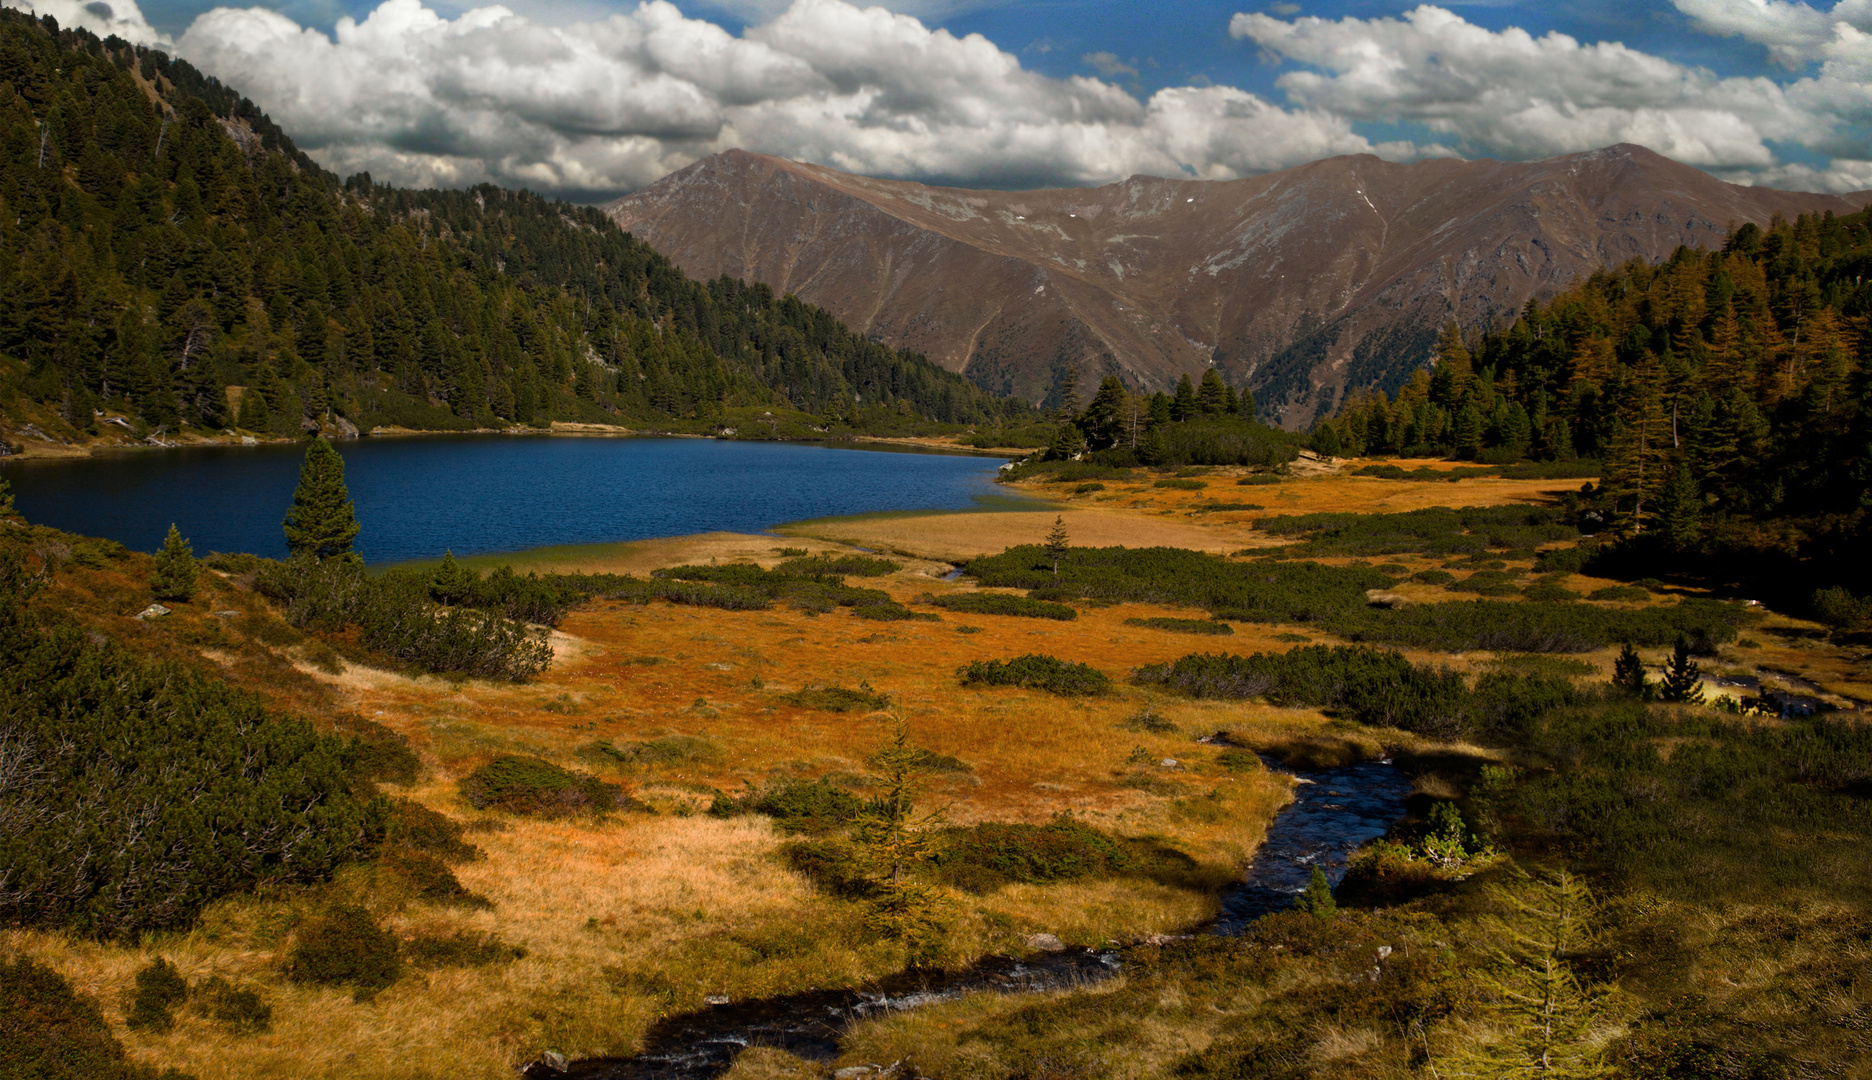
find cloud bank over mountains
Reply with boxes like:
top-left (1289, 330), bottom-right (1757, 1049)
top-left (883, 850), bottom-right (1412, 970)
top-left (9, 0), bottom-right (1872, 197)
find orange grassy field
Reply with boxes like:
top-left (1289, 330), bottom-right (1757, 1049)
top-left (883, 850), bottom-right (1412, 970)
top-left (11, 458), bottom-right (1864, 1080)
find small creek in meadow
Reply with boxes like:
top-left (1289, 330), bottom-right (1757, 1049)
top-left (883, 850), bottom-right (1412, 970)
top-left (549, 754), bottom-right (1415, 1080)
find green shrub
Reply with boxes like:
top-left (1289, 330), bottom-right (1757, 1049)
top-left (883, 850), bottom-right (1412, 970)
top-left (1589, 585), bottom-right (1650, 603)
top-left (849, 600), bottom-right (938, 621)
top-left (1237, 474), bottom-right (1284, 486)
top-left (1, 954), bottom-right (192, 1080)
top-left (257, 557), bottom-right (553, 681)
top-left (778, 838), bottom-right (873, 897)
top-left (922, 592), bottom-right (1078, 620)
top-left (0, 556), bottom-right (387, 938)
top-left (1134, 644), bottom-right (1580, 740)
top-left (931, 816), bottom-right (1200, 892)
top-left (1522, 575), bottom-right (1581, 602)
top-left (340, 717), bottom-right (422, 786)
top-left (1216, 749), bottom-right (1263, 772)
top-left (1448, 569), bottom-right (1523, 596)
top-left (386, 799), bottom-right (480, 862)
top-left (958, 654), bottom-right (1112, 696)
top-left (1256, 504), bottom-right (1577, 557)
top-left (1124, 616), bottom-right (1233, 635)
top-left (579, 735), bottom-right (723, 768)
top-left (381, 847), bottom-right (491, 909)
top-left (968, 542), bottom-right (1743, 653)
top-left (776, 555), bottom-right (900, 577)
top-left (125, 958), bottom-right (189, 1032)
top-left (458, 755), bottom-right (633, 817)
top-left (193, 976), bottom-right (271, 1034)
top-left (781, 685), bottom-right (891, 712)
top-left (1412, 569), bottom-right (1455, 585)
top-left (284, 905), bottom-right (401, 992)
top-left (710, 778), bottom-right (876, 834)
top-left (1154, 478), bottom-right (1206, 490)
top-left (1811, 586), bottom-right (1872, 630)
top-left (1073, 482), bottom-right (1105, 494)
top-left (1001, 461), bottom-right (1136, 483)
top-left (404, 931), bottom-right (526, 969)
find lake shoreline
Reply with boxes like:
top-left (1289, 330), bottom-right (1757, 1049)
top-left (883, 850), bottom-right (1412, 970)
top-left (0, 418), bottom-right (1037, 464)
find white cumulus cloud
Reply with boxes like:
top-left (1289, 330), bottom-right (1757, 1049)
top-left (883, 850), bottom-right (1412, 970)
top-left (3, 0), bottom-right (168, 45)
top-left (159, 0), bottom-right (1396, 195)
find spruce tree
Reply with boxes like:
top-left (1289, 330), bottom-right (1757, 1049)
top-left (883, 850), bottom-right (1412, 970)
top-left (149, 524), bottom-right (197, 602)
top-left (1660, 637), bottom-right (1706, 704)
top-left (1295, 863), bottom-right (1337, 919)
top-left (283, 439), bottom-right (361, 562)
top-left (1612, 642), bottom-right (1648, 698)
top-left (1044, 516), bottom-right (1070, 577)
top-left (1655, 462), bottom-right (1703, 551)
top-left (430, 550), bottom-right (472, 605)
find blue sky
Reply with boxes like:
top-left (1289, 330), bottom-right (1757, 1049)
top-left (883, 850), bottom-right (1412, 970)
top-left (18, 0), bottom-right (1872, 197)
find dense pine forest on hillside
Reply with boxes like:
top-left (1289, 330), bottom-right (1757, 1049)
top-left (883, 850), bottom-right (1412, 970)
top-left (0, 10), bottom-right (1030, 446)
top-left (1316, 211), bottom-right (1872, 607)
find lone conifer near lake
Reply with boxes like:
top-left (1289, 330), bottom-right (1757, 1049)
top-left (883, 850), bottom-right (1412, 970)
top-left (284, 439), bottom-right (361, 562)
top-left (1296, 864), bottom-right (1336, 919)
top-left (149, 524), bottom-right (197, 602)
top-left (1045, 516), bottom-right (1070, 576)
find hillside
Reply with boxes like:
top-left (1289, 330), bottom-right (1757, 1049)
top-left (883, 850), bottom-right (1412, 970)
top-left (0, 11), bottom-right (1029, 455)
top-left (605, 147), bottom-right (1869, 426)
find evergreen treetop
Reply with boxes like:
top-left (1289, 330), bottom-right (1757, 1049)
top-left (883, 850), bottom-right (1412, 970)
top-left (149, 523), bottom-right (197, 602)
top-left (283, 439), bottom-right (360, 562)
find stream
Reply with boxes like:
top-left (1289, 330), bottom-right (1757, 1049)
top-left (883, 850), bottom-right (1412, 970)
top-left (546, 755), bottom-right (1414, 1079)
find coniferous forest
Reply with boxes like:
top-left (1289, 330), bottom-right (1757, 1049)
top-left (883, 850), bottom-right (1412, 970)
top-left (1316, 213), bottom-right (1872, 606)
top-left (0, 9), bottom-right (1031, 445)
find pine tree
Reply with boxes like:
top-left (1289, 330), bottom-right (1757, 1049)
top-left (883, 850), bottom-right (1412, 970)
top-left (1236, 386), bottom-right (1258, 422)
top-left (1605, 356), bottom-right (1670, 530)
top-left (1440, 870), bottom-right (1612, 1079)
top-left (1655, 462), bottom-right (1703, 552)
top-left (1044, 516), bottom-right (1070, 577)
top-left (430, 550), bottom-right (472, 605)
top-left (283, 439), bottom-right (361, 562)
top-left (1171, 373), bottom-right (1197, 421)
top-left (1310, 423), bottom-right (1342, 458)
top-left (148, 524), bottom-right (197, 602)
top-left (1612, 643), bottom-right (1648, 698)
top-left (1197, 368), bottom-right (1229, 415)
top-left (1295, 863), bottom-right (1336, 919)
top-left (1660, 637), bottom-right (1706, 704)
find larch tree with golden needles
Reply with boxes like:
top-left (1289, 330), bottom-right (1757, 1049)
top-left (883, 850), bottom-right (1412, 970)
top-left (853, 718), bottom-right (949, 959)
top-left (1604, 354), bottom-right (1670, 532)
top-left (1440, 869), bottom-right (1616, 1079)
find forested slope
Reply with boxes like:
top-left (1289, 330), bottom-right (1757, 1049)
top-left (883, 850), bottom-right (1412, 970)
top-left (1316, 210), bottom-right (1872, 602)
top-left (0, 10), bottom-right (1029, 446)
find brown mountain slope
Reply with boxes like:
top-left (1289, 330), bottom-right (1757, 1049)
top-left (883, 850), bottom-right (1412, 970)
top-left (604, 146), bottom-right (1868, 428)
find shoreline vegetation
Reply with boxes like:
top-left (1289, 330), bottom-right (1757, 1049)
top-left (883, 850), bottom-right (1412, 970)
top-left (8, 441), bottom-right (1871, 1080)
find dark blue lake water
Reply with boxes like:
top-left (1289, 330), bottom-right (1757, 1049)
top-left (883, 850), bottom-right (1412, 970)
top-left (1, 436), bottom-right (1019, 565)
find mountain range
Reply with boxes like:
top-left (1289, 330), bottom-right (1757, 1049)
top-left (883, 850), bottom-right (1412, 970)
top-left (606, 146), bottom-right (1870, 427)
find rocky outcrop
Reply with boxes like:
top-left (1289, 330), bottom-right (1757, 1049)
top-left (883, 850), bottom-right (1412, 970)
top-left (606, 146), bottom-right (1868, 427)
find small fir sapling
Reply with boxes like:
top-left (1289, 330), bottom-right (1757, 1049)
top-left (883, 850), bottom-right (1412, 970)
top-left (1660, 636), bottom-right (1707, 704)
top-left (1295, 863), bottom-right (1337, 919)
top-left (1612, 642), bottom-right (1649, 698)
top-left (282, 438), bottom-right (361, 562)
top-left (149, 524), bottom-right (198, 602)
top-left (1044, 515), bottom-right (1070, 576)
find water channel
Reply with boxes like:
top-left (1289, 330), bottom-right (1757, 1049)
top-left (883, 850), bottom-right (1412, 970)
top-left (551, 754), bottom-right (1415, 1079)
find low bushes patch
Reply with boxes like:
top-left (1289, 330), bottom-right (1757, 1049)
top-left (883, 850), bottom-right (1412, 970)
top-left (381, 847), bottom-right (491, 909)
top-left (386, 799), bottom-right (481, 863)
top-left (2, 953), bottom-right (189, 1080)
top-left (192, 977), bottom-right (271, 1034)
top-left (958, 654), bottom-right (1112, 696)
top-left (458, 755), bottom-right (638, 817)
top-left (931, 816), bottom-right (1201, 893)
top-left (1153, 478), bottom-right (1206, 490)
top-left (781, 685), bottom-right (891, 712)
top-left (710, 777), bottom-right (879, 834)
top-left (125, 958), bottom-right (188, 1033)
top-left (1590, 585), bottom-right (1650, 603)
top-left (776, 555), bottom-right (900, 577)
top-left (284, 905), bottom-right (401, 992)
top-left (921, 592), bottom-right (1078, 620)
top-left (1124, 616), bottom-right (1233, 635)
